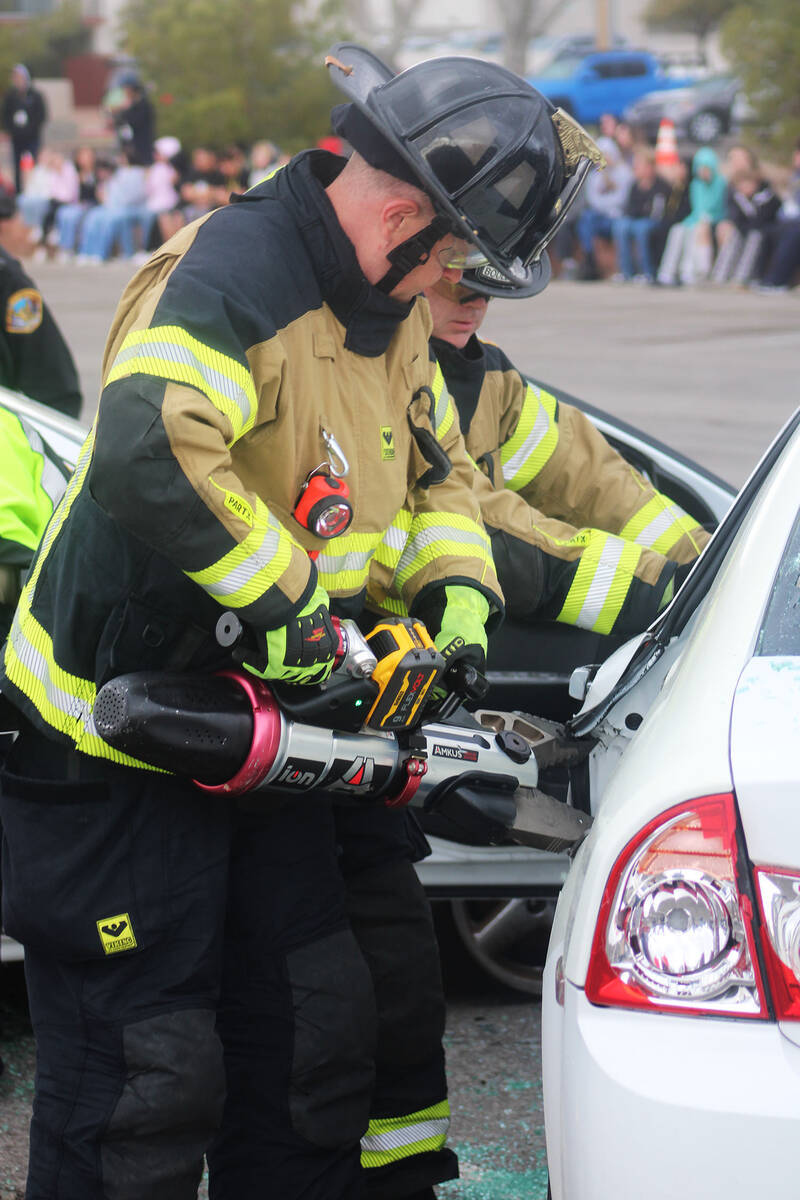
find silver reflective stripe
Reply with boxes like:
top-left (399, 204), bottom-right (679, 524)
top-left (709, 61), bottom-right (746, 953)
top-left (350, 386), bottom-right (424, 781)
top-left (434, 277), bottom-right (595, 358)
top-left (361, 1116), bottom-right (450, 1154)
top-left (9, 617), bottom-right (92, 728)
top-left (17, 416), bottom-right (67, 508)
top-left (573, 537), bottom-right (625, 628)
top-left (198, 521), bottom-right (283, 599)
top-left (315, 547), bottom-right (376, 575)
top-left (634, 504), bottom-right (687, 548)
top-left (397, 524), bottom-right (488, 573)
top-left (433, 381), bottom-right (449, 431)
top-left (382, 523), bottom-right (411, 553)
top-left (113, 339), bottom-right (252, 430)
top-left (501, 395), bottom-right (550, 483)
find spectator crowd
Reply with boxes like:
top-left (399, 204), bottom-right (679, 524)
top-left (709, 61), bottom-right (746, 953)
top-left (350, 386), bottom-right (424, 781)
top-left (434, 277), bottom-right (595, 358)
top-left (2, 65), bottom-right (799, 293)
top-left (553, 113), bottom-right (800, 294)
top-left (0, 66), bottom-right (325, 267)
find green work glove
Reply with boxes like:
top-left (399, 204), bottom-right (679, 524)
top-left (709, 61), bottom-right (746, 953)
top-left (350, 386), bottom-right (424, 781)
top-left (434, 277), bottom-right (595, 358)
top-left (418, 585), bottom-right (490, 675)
top-left (244, 585), bottom-right (338, 685)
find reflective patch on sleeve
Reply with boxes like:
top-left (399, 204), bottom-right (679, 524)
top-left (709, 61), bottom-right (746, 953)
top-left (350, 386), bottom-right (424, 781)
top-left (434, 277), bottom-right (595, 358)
top-left (6, 288), bottom-right (43, 334)
top-left (223, 490), bottom-right (254, 527)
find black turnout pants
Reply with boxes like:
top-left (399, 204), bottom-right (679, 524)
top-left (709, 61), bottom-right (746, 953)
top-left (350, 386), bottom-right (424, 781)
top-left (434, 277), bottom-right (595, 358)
top-left (0, 727), bottom-right (456, 1200)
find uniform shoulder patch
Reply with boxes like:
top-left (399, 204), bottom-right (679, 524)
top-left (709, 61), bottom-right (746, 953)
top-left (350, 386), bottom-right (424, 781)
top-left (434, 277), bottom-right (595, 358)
top-left (6, 287), bottom-right (43, 334)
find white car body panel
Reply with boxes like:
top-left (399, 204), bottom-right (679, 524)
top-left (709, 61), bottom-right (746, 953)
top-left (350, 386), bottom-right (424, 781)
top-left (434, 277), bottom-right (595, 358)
top-left (544, 416), bottom-right (800, 1198)
top-left (731, 657), bottom-right (800, 868)
top-left (544, 982), bottom-right (800, 1200)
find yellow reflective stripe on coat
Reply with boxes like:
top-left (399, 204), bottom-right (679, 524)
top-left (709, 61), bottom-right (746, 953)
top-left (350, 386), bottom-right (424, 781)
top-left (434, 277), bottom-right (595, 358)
top-left (5, 592), bottom-right (155, 768)
top-left (314, 529), bottom-right (383, 593)
top-left (106, 325), bottom-right (257, 443)
top-left (501, 385), bottom-right (558, 492)
top-left (395, 512), bottom-right (492, 591)
top-left (557, 531), bottom-right (643, 634)
top-left (2, 424), bottom-right (161, 768)
top-left (185, 499), bottom-right (298, 608)
top-left (431, 363), bottom-right (455, 441)
top-left (361, 1100), bottom-right (450, 1169)
top-left (373, 511), bottom-right (414, 571)
top-left (619, 493), bottom-right (702, 556)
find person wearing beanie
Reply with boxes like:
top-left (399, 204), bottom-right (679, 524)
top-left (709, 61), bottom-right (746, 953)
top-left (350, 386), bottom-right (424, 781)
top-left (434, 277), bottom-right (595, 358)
top-left (2, 65), bottom-right (47, 194)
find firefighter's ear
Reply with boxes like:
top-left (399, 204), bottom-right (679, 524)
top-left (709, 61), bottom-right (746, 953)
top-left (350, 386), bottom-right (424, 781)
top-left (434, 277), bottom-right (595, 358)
top-left (382, 198), bottom-right (425, 250)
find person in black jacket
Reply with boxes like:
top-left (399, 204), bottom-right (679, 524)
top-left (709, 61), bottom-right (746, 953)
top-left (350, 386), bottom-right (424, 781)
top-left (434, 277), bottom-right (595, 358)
top-left (111, 73), bottom-right (155, 166)
top-left (1, 65), bottom-right (47, 194)
top-left (711, 145), bottom-right (782, 285)
top-left (611, 148), bottom-right (671, 282)
top-left (0, 194), bottom-right (82, 418)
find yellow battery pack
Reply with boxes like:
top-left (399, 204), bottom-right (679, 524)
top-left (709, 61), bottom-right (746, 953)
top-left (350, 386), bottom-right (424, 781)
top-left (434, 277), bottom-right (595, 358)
top-left (364, 618), bottom-right (445, 731)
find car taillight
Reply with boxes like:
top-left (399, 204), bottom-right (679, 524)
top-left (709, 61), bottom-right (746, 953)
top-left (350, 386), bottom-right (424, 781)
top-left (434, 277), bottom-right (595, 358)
top-left (585, 794), bottom-right (767, 1017)
top-left (755, 868), bottom-right (800, 1020)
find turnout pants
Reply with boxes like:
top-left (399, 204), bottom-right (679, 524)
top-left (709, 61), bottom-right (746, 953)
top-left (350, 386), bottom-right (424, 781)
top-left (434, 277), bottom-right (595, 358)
top-left (0, 725), bottom-right (456, 1200)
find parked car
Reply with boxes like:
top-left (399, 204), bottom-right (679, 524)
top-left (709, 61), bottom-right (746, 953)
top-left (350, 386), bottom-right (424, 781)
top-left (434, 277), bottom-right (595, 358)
top-left (543, 405), bottom-right (800, 1197)
top-left (526, 50), bottom-right (696, 124)
top-left (0, 386), bottom-right (735, 993)
top-left (624, 74), bottom-right (743, 143)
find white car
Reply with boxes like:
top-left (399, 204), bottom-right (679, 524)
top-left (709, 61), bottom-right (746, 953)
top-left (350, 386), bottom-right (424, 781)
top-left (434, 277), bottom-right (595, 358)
top-left (0, 386), bottom-right (736, 986)
top-left (543, 406), bottom-right (800, 1197)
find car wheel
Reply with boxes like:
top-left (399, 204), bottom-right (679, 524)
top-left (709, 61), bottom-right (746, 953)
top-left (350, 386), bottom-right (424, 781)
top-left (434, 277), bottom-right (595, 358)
top-left (450, 897), bottom-right (556, 995)
top-left (688, 109), bottom-right (724, 143)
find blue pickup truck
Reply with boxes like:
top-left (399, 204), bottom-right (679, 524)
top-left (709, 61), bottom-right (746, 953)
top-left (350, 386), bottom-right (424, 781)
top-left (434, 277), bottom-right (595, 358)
top-left (527, 49), bottom-right (696, 124)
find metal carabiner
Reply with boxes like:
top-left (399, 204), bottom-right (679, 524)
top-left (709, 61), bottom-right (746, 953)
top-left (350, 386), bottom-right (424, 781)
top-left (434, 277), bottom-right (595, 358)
top-left (321, 428), bottom-right (350, 478)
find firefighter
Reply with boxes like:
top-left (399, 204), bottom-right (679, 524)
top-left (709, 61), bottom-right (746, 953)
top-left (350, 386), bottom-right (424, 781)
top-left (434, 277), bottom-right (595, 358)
top-left (371, 267), bottom-right (708, 638)
top-left (0, 401), bottom-right (69, 640)
top-left (0, 43), bottom-right (598, 1200)
top-left (0, 193), bottom-right (83, 418)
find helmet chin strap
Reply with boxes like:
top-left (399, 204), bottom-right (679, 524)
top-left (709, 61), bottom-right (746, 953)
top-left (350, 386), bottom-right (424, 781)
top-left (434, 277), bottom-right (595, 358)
top-left (376, 213), bottom-right (454, 294)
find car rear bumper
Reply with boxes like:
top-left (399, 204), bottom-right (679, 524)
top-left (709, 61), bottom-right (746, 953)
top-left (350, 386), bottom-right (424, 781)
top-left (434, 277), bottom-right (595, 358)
top-left (544, 979), bottom-right (800, 1199)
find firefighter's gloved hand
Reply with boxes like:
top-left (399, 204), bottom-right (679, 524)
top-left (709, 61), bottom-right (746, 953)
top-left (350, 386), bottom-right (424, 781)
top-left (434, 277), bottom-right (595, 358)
top-left (431, 585), bottom-right (489, 676)
top-left (243, 585), bottom-right (338, 685)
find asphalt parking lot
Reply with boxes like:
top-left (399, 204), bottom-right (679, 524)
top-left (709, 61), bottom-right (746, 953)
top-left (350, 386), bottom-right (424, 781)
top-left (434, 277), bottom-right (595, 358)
top-left (1, 262), bottom-right (799, 1199)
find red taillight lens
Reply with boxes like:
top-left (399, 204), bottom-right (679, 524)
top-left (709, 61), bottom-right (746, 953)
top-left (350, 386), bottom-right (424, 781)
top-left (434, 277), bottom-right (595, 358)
top-left (755, 867), bottom-right (800, 1021)
top-left (585, 794), bottom-right (767, 1018)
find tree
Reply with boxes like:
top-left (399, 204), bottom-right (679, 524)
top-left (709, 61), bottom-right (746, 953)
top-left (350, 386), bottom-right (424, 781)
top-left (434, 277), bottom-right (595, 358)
top-left (643, 0), bottom-right (737, 56)
top-left (721, 0), bottom-right (800, 155)
top-left (120, 0), bottom-right (347, 152)
top-left (0, 3), bottom-right (90, 88)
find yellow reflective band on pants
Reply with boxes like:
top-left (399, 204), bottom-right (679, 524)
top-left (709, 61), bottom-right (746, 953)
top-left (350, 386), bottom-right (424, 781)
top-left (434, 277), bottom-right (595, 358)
top-left (106, 325), bottom-right (258, 444)
top-left (360, 1100), bottom-right (450, 1169)
top-left (500, 385), bottom-right (558, 492)
top-left (619, 493), bottom-right (702, 557)
top-left (557, 531), bottom-right (643, 634)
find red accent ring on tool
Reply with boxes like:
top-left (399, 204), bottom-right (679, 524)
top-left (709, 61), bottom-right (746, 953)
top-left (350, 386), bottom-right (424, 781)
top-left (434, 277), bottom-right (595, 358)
top-left (385, 755), bottom-right (427, 808)
top-left (194, 670), bottom-right (283, 796)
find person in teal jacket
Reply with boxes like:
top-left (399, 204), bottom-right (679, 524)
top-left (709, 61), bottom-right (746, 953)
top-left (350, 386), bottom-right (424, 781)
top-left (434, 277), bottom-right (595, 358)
top-left (657, 147), bottom-right (727, 285)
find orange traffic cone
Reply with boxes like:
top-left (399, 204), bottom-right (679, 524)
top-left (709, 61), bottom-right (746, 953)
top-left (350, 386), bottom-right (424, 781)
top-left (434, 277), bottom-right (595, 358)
top-left (655, 119), bottom-right (679, 168)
